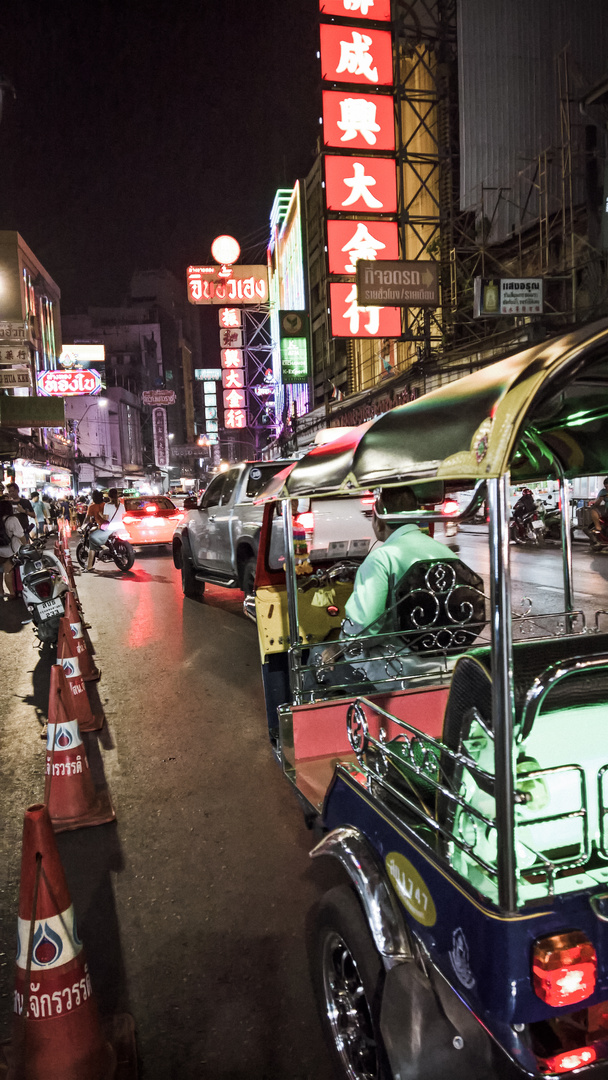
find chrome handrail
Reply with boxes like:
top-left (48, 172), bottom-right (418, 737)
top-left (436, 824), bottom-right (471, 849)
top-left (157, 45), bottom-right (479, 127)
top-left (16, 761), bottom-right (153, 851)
top-left (521, 653), bottom-right (608, 740)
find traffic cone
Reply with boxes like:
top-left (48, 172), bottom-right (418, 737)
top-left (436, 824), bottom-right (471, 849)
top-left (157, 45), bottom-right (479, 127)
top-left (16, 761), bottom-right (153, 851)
top-left (7, 803), bottom-right (116, 1080)
top-left (53, 540), bottom-right (64, 565)
top-left (53, 653), bottom-right (101, 734)
top-left (63, 552), bottom-right (78, 595)
top-left (44, 677), bottom-right (115, 832)
top-left (63, 593), bottom-right (100, 682)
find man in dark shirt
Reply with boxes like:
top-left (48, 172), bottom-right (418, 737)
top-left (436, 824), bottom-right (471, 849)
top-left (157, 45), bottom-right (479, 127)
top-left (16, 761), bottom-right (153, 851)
top-left (591, 478), bottom-right (608, 535)
top-left (6, 482), bottom-right (35, 537)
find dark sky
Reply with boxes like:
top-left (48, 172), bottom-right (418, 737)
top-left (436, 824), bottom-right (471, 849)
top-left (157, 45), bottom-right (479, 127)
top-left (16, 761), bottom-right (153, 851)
top-left (0, 1), bottom-right (321, 311)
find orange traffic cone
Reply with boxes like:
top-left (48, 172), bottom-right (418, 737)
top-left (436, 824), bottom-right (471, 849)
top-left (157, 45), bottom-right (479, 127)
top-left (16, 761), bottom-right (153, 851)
top-left (44, 678), bottom-right (115, 832)
top-left (53, 540), bottom-right (64, 565)
top-left (7, 803), bottom-right (116, 1080)
top-left (52, 653), bottom-right (101, 734)
top-left (63, 593), bottom-right (101, 682)
top-left (63, 552), bottom-right (78, 595)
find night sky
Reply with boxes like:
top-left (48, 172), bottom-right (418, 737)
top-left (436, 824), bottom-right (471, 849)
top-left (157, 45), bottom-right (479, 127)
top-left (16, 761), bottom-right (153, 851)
top-left (0, 1), bottom-right (321, 311)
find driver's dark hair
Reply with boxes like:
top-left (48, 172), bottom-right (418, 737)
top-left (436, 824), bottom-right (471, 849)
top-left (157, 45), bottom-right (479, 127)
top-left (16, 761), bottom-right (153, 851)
top-left (380, 486), bottom-right (417, 515)
top-left (90, 490), bottom-right (105, 505)
top-left (0, 499), bottom-right (13, 518)
top-left (108, 488), bottom-right (118, 501)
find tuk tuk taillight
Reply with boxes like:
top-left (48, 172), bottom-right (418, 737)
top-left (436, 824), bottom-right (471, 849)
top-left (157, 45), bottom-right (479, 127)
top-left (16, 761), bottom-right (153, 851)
top-left (295, 511), bottom-right (314, 532)
top-left (532, 931), bottom-right (597, 1008)
top-left (539, 1046), bottom-right (597, 1073)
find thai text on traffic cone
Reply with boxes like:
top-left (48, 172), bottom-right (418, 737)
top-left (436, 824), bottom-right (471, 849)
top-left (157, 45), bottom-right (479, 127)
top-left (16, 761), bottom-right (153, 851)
top-left (44, 678), bottom-right (115, 833)
top-left (9, 803), bottom-right (116, 1080)
top-left (63, 593), bottom-right (100, 682)
top-left (52, 650), bottom-right (101, 733)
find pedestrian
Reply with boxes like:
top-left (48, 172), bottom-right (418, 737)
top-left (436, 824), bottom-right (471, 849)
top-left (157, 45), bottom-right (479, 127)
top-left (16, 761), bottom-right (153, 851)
top-left (44, 495), bottom-right (59, 534)
top-left (6, 482), bottom-right (35, 539)
top-left (31, 491), bottom-right (50, 536)
top-left (84, 490), bottom-right (109, 571)
top-left (0, 498), bottom-right (25, 598)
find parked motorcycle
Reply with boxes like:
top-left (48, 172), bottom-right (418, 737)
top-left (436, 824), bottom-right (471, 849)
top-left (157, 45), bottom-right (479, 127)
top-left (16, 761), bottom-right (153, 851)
top-left (14, 537), bottom-right (70, 643)
top-left (76, 522), bottom-right (135, 572)
top-left (509, 504), bottom-right (545, 545)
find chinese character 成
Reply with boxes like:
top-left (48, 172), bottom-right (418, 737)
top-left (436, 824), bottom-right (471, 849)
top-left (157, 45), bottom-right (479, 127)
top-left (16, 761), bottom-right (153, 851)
top-left (336, 31), bottom-right (378, 83)
top-left (343, 284), bottom-right (380, 335)
top-left (337, 97), bottom-right (382, 145)
top-left (342, 161), bottom-right (383, 209)
top-left (341, 222), bottom-right (386, 273)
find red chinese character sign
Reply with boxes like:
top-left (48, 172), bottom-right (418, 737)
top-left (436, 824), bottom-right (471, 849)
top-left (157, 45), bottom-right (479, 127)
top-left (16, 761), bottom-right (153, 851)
top-left (223, 388), bottom-right (247, 410)
top-left (222, 369), bottom-right (245, 389)
top-left (219, 308), bottom-right (242, 328)
top-left (326, 219), bottom-right (399, 275)
top-left (322, 90), bottom-right (395, 151)
top-left (36, 369), bottom-right (102, 396)
top-left (319, 0), bottom-right (391, 19)
top-left (325, 155), bottom-right (397, 214)
top-left (329, 283), bottom-right (401, 338)
top-left (221, 349), bottom-right (244, 369)
top-left (320, 25), bottom-right (393, 86)
top-left (225, 409), bottom-right (247, 429)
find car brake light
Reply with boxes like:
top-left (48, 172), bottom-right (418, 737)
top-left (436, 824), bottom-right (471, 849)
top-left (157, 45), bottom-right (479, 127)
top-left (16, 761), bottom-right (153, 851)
top-left (442, 499), bottom-right (460, 516)
top-left (532, 931), bottom-right (597, 1007)
top-left (34, 580), bottom-right (53, 599)
top-left (539, 1046), bottom-right (597, 1073)
top-left (360, 496), bottom-right (375, 507)
top-left (144, 505), bottom-right (157, 514)
top-left (295, 511), bottom-right (314, 532)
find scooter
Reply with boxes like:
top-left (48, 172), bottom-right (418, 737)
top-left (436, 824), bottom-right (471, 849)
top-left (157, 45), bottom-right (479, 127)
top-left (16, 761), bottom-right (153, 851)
top-left (76, 522), bottom-right (135, 572)
top-left (14, 537), bottom-right (70, 643)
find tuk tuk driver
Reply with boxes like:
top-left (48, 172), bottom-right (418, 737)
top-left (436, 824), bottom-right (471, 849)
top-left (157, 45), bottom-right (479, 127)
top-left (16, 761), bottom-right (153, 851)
top-left (316, 486), bottom-right (460, 687)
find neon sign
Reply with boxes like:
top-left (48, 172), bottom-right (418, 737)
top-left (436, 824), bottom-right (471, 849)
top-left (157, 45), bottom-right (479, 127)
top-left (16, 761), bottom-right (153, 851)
top-left (319, 25), bottom-right (393, 87)
top-left (326, 219), bottom-right (399, 276)
top-left (37, 369), bottom-right (102, 396)
top-left (221, 349), bottom-right (244, 369)
top-left (329, 282), bottom-right (401, 338)
top-left (325, 155), bottom-right (397, 214)
top-left (187, 265), bottom-right (268, 305)
top-left (319, 0), bottom-right (391, 18)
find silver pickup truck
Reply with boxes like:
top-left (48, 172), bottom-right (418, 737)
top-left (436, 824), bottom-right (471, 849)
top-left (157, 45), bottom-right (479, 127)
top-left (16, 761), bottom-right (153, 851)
top-left (172, 460), bottom-right (294, 598)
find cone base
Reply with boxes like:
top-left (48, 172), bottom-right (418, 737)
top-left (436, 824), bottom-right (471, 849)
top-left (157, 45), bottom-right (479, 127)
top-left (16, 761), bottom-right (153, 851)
top-left (1, 1012), bottom-right (137, 1079)
top-left (51, 786), bottom-right (116, 833)
top-left (82, 668), bottom-right (102, 683)
top-left (78, 706), bottom-right (104, 732)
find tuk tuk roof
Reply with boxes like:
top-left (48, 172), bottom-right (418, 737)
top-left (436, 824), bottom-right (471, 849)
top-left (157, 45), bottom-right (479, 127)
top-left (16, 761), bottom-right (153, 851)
top-left (280, 319), bottom-right (608, 497)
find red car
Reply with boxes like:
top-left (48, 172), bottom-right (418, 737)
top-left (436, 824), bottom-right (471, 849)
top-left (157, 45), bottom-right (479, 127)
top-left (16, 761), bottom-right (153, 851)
top-left (121, 495), bottom-right (184, 548)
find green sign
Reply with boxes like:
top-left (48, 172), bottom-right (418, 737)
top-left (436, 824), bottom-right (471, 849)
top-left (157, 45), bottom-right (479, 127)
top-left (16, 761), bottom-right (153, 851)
top-left (0, 394), bottom-right (66, 428)
top-left (280, 337), bottom-right (308, 383)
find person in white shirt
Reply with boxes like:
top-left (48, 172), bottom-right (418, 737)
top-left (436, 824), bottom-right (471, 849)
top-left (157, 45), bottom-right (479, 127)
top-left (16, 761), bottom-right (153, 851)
top-left (0, 498), bottom-right (25, 598)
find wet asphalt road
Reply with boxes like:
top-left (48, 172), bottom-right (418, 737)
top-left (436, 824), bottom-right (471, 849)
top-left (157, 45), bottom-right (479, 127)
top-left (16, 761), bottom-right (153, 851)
top-left (1, 531), bottom-right (608, 1078)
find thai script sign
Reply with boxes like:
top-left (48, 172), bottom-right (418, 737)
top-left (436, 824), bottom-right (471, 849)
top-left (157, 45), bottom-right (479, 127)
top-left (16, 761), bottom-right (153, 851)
top-left (356, 260), bottom-right (439, 306)
top-left (187, 265), bottom-right (268, 305)
top-left (473, 277), bottom-right (543, 317)
top-left (37, 369), bottom-right (102, 396)
top-left (141, 390), bottom-right (176, 405)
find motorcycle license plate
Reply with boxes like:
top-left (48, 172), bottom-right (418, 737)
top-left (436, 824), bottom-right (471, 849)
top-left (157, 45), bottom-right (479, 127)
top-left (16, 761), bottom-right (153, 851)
top-left (532, 519), bottom-right (544, 530)
top-left (38, 597), bottom-right (64, 619)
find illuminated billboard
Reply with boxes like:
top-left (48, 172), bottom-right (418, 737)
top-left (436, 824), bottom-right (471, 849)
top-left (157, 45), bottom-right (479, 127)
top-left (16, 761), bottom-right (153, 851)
top-left (187, 265), bottom-right (268, 305)
top-left (37, 369), bottom-right (102, 396)
top-left (324, 155), bottom-right (397, 214)
top-left (319, 0), bottom-right (391, 19)
top-left (329, 283), bottom-right (401, 338)
top-left (59, 344), bottom-right (105, 369)
top-left (326, 219), bottom-right (399, 275)
top-left (319, 24), bottom-right (393, 87)
top-left (322, 90), bottom-right (395, 151)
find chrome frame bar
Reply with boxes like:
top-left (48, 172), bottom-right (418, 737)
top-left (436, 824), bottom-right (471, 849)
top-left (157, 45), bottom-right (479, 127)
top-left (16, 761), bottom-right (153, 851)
top-left (521, 653), bottom-right (608, 740)
top-left (556, 465), bottom-right (575, 627)
top-left (282, 498), bottom-right (303, 705)
top-left (488, 475), bottom-right (517, 913)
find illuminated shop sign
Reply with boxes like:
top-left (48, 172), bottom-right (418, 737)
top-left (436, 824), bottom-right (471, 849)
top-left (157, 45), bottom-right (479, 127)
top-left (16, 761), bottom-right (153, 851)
top-left (219, 328), bottom-right (243, 348)
top-left (223, 388), bottom-right (246, 410)
top-left (152, 407), bottom-right (169, 468)
top-left (319, 24), bottom-right (393, 87)
top-left (220, 348), bottom-right (244, 369)
top-left (59, 344), bottom-right (105, 369)
top-left (329, 282), bottom-right (401, 338)
top-left (222, 369), bottom-right (245, 389)
top-left (319, 0), bottom-right (391, 19)
top-left (322, 90), bottom-right (395, 151)
top-left (37, 369), bottom-right (102, 396)
top-left (225, 409), bottom-right (247, 429)
top-left (218, 308), bottom-right (242, 328)
top-left (326, 219), bottom-right (399, 276)
top-left (280, 338), bottom-right (309, 383)
top-left (195, 369), bottom-right (222, 380)
top-left (324, 155), bottom-right (397, 214)
top-left (187, 265), bottom-right (268, 305)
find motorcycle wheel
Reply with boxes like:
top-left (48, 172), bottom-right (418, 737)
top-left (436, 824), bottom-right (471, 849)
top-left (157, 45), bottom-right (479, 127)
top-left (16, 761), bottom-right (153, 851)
top-left (112, 539), bottom-right (135, 571)
top-left (76, 541), bottom-right (88, 569)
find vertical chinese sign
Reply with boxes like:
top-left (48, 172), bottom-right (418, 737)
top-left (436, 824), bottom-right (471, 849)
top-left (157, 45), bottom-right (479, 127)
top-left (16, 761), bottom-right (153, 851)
top-left (152, 406), bottom-right (169, 468)
top-left (318, 0), bottom-right (401, 338)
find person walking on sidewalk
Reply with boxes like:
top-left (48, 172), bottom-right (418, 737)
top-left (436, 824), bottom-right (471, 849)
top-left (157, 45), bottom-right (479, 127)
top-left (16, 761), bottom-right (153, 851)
top-left (0, 498), bottom-right (25, 598)
top-left (31, 491), bottom-right (50, 536)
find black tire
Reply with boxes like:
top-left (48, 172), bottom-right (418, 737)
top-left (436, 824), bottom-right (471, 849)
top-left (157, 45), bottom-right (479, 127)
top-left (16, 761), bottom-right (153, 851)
top-left (112, 539), bottom-right (135, 571)
top-left (310, 885), bottom-right (391, 1080)
top-left (241, 556), bottom-right (257, 596)
top-left (75, 541), bottom-right (88, 569)
top-left (181, 544), bottom-right (204, 599)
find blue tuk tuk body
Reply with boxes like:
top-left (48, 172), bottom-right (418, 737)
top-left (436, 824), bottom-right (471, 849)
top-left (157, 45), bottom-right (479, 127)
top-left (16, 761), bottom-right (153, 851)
top-left (253, 321), bottom-right (608, 1079)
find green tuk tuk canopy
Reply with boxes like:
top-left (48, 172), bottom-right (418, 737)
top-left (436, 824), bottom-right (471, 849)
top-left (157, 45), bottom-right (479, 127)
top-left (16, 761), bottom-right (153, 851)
top-left (281, 319), bottom-right (608, 497)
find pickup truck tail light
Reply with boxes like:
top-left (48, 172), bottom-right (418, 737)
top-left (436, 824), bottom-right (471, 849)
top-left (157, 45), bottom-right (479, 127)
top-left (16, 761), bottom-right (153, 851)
top-left (532, 931), bottom-right (597, 1007)
top-left (295, 511), bottom-right (314, 532)
top-left (539, 1047), bottom-right (597, 1073)
top-left (442, 499), bottom-right (460, 516)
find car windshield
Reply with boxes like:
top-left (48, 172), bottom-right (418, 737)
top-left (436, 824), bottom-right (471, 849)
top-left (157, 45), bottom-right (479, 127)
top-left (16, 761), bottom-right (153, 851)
top-left (245, 463), bottom-right (293, 499)
top-left (124, 497), bottom-right (175, 511)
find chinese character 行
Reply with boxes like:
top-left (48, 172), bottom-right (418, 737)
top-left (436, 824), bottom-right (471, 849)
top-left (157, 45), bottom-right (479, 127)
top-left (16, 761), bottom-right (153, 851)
top-left (341, 161), bottom-right (383, 209)
top-left (225, 409), bottom-right (247, 429)
top-left (342, 284), bottom-right (381, 335)
top-left (336, 31), bottom-right (378, 83)
top-left (340, 222), bottom-right (386, 273)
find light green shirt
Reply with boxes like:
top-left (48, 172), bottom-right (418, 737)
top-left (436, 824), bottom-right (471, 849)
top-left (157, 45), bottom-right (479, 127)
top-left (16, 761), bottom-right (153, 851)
top-left (343, 523), bottom-right (458, 636)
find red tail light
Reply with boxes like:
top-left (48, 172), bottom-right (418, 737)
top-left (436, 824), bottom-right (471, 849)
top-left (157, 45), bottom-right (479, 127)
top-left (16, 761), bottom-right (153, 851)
top-left (295, 511), bottom-right (314, 532)
top-left (442, 499), bottom-right (459, 516)
top-left (33, 579), bottom-right (53, 599)
top-left (539, 1046), bottom-right (597, 1073)
top-left (169, 513), bottom-right (183, 521)
top-left (532, 931), bottom-right (597, 1007)
top-left (360, 496), bottom-right (375, 507)
top-left (144, 505), bottom-right (157, 514)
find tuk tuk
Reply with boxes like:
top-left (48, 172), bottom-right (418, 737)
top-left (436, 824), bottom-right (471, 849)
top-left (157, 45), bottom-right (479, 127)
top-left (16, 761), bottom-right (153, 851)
top-left (252, 319), bottom-right (608, 1080)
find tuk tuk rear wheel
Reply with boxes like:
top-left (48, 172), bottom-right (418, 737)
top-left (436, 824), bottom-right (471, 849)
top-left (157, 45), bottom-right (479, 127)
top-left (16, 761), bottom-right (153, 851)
top-left (311, 885), bottom-right (391, 1080)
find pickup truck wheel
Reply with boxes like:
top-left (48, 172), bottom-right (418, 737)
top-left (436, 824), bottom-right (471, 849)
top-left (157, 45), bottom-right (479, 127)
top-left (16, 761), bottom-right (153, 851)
top-left (310, 885), bottom-right (391, 1080)
top-left (181, 546), bottom-right (204, 599)
top-left (241, 557), bottom-right (257, 596)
